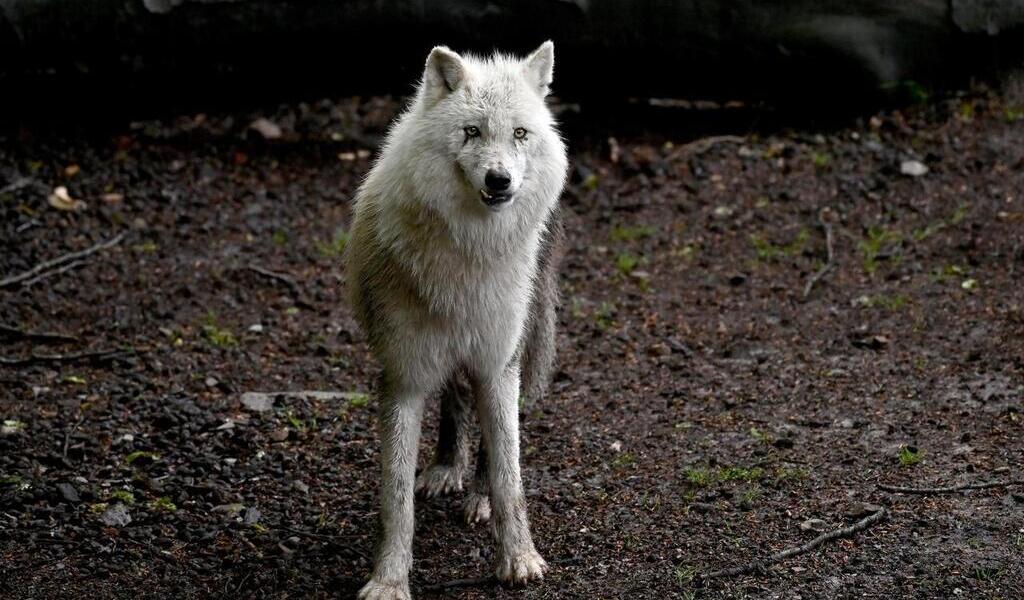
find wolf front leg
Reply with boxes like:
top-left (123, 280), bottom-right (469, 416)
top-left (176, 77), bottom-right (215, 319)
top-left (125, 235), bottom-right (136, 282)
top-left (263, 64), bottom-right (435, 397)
top-left (359, 382), bottom-right (425, 600)
top-left (474, 365), bottom-right (548, 585)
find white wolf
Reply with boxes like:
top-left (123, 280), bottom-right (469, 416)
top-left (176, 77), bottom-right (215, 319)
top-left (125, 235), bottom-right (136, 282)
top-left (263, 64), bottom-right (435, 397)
top-left (346, 42), bottom-right (568, 599)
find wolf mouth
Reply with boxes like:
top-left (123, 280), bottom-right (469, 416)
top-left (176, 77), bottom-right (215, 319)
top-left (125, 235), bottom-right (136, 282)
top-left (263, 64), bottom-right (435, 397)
top-left (479, 188), bottom-right (512, 207)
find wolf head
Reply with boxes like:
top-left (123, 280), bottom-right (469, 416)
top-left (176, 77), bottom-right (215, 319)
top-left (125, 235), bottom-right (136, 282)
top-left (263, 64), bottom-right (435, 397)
top-left (403, 42), bottom-right (567, 218)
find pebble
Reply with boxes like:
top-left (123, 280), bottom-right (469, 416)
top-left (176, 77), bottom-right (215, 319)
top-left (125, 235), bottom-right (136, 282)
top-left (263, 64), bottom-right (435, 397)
top-left (900, 160), bottom-right (929, 177)
top-left (800, 518), bottom-right (828, 532)
top-left (845, 502), bottom-right (883, 519)
top-left (57, 483), bottom-right (80, 503)
top-left (99, 503), bottom-right (132, 527)
top-left (241, 392), bottom-right (274, 412)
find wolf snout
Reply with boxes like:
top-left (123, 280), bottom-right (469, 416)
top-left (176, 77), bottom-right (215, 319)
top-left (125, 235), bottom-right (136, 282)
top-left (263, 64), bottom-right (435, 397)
top-left (480, 168), bottom-right (514, 207)
top-left (485, 168), bottom-right (512, 192)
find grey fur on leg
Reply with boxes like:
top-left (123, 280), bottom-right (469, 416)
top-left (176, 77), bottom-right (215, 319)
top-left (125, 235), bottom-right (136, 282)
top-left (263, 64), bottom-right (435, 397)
top-left (473, 365), bottom-right (547, 585)
top-left (519, 206), bottom-right (564, 408)
top-left (358, 379), bottom-right (425, 600)
top-left (416, 379), bottom-right (473, 498)
top-left (464, 437), bottom-right (491, 524)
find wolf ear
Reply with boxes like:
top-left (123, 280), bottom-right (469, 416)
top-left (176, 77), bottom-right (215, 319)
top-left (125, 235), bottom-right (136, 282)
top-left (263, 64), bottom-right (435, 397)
top-left (524, 41), bottom-right (555, 96)
top-left (424, 46), bottom-right (466, 96)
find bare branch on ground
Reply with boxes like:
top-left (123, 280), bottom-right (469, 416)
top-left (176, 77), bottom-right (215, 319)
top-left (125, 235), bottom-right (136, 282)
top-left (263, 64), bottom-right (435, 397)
top-left (701, 508), bottom-right (887, 580)
top-left (0, 232), bottom-right (126, 289)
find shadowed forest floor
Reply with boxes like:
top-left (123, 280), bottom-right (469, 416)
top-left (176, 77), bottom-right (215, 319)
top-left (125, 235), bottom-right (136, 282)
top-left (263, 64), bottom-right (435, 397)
top-left (1, 88), bottom-right (1023, 599)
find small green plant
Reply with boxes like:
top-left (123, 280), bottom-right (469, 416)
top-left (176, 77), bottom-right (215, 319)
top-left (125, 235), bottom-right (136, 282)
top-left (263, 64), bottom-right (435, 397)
top-left (202, 313), bottom-right (238, 348)
top-left (859, 226), bottom-right (902, 274)
top-left (271, 230), bottom-right (288, 246)
top-left (316, 227), bottom-right (350, 257)
top-left (610, 224), bottom-right (655, 242)
top-left (881, 80), bottom-right (929, 105)
top-left (750, 228), bottom-right (809, 262)
top-left (1005, 105), bottom-right (1024, 123)
top-left (738, 485), bottom-right (762, 508)
top-left (860, 294), bottom-right (909, 311)
top-left (931, 264), bottom-right (965, 284)
top-left (811, 151), bottom-right (832, 169)
top-left (615, 252), bottom-right (639, 275)
top-left (148, 497), bottom-right (177, 513)
top-left (611, 452), bottom-right (636, 469)
top-left (776, 466), bottom-right (810, 482)
top-left (912, 203), bottom-right (969, 241)
top-left (673, 563), bottom-right (698, 588)
top-left (345, 393), bottom-right (370, 409)
top-left (109, 489), bottom-right (135, 504)
top-left (898, 445), bottom-right (922, 466)
top-left (718, 466), bottom-right (764, 483)
top-left (684, 468), bottom-right (713, 487)
top-left (594, 301), bottom-right (616, 330)
top-left (285, 410), bottom-right (307, 432)
top-left (748, 427), bottom-right (771, 444)
top-left (124, 451), bottom-right (160, 465)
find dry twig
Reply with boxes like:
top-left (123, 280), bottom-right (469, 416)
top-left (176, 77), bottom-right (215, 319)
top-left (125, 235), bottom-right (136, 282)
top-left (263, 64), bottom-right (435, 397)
top-left (242, 264), bottom-right (312, 307)
top-left (803, 207), bottom-right (837, 299)
top-left (0, 348), bottom-right (129, 367)
top-left (878, 480), bottom-right (1023, 495)
top-left (701, 508), bottom-right (886, 580)
top-left (667, 135), bottom-right (746, 162)
top-left (62, 416), bottom-right (85, 460)
top-left (422, 576), bottom-right (497, 594)
top-left (0, 323), bottom-right (78, 343)
top-left (0, 232), bottom-right (126, 289)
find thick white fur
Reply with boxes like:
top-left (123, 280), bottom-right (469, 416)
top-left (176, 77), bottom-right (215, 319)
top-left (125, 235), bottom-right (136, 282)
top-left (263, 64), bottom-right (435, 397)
top-left (348, 41), bottom-right (567, 600)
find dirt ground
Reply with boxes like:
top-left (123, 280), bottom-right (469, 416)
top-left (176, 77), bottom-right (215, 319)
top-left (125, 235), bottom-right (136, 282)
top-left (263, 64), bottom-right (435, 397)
top-left (1, 87), bottom-right (1023, 600)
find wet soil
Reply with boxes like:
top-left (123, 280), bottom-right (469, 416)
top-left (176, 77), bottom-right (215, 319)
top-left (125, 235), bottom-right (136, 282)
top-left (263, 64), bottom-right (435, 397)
top-left (1, 89), bottom-right (1023, 599)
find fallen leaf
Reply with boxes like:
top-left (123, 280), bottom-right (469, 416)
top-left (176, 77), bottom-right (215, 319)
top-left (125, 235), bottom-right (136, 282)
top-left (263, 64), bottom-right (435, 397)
top-left (48, 186), bottom-right (87, 211)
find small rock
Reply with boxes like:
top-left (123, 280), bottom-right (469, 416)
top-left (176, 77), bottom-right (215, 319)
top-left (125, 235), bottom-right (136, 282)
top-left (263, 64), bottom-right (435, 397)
top-left (800, 518), bottom-right (828, 532)
top-left (609, 440), bottom-right (623, 452)
top-left (243, 506), bottom-right (262, 525)
top-left (900, 160), bottom-right (929, 177)
top-left (99, 503), bottom-right (132, 527)
top-left (647, 343), bottom-right (671, 357)
top-left (269, 428), bottom-right (290, 442)
top-left (204, 376), bottom-right (219, 388)
top-left (845, 502), bottom-right (883, 519)
top-left (212, 503), bottom-right (246, 516)
top-left (241, 392), bottom-right (274, 412)
top-left (248, 323), bottom-right (264, 333)
top-left (57, 482), bottom-right (80, 503)
top-left (249, 118), bottom-right (282, 140)
top-left (293, 480), bottom-right (309, 494)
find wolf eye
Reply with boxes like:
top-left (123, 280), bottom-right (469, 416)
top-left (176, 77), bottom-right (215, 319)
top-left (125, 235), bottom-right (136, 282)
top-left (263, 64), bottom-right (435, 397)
top-left (464, 126), bottom-right (480, 138)
top-left (514, 127), bottom-right (528, 140)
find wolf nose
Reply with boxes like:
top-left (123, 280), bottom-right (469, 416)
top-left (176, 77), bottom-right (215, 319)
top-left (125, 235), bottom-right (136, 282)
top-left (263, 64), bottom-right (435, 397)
top-left (484, 169), bottom-right (512, 192)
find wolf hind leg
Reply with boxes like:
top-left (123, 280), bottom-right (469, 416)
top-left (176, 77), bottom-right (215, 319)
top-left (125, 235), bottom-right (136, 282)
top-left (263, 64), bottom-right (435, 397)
top-left (416, 377), bottom-right (473, 498)
top-left (463, 437), bottom-right (491, 524)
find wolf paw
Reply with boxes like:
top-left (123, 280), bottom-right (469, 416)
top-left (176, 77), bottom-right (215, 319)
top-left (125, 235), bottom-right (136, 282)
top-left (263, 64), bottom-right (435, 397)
top-left (495, 547), bottom-right (548, 585)
top-left (463, 492), bottom-right (491, 524)
top-left (415, 464), bottom-right (464, 498)
top-left (357, 580), bottom-right (410, 600)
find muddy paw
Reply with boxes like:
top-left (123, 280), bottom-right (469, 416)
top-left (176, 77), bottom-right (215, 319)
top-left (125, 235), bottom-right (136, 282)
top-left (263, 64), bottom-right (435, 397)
top-left (415, 464), bottom-right (464, 498)
top-left (463, 492), bottom-right (491, 524)
top-left (357, 580), bottom-right (410, 600)
top-left (495, 547), bottom-right (548, 585)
